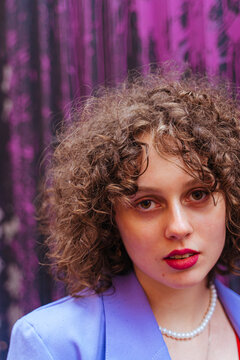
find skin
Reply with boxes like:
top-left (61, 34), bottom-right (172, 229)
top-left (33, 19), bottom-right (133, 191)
top-left (114, 135), bottom-right (238, 359)
top-left (115, 137), bottom-right (226, 294)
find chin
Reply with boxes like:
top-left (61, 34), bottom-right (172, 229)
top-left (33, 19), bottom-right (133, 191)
top-left (161, 272), bottom-right (209, 290)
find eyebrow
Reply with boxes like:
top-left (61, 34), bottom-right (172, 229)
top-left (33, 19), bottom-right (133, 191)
top-left (136, 178), bottom-right (203, 194)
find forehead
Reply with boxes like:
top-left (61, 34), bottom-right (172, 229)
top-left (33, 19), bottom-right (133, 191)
top-left (137, 134), bottom-right (204, 190)
top-left (138, 131), bottom-right (184, 164)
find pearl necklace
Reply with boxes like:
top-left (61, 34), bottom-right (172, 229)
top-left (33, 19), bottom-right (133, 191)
top-left (159, 283), bottom-right (217, 340)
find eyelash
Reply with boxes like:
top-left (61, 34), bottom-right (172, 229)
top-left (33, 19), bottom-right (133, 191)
top-left (135, 199), bottom-right (158, 211)
top-left (188, 189), bottom-right (210, 202)
top-left (134, 189), bottom-right (210, 212)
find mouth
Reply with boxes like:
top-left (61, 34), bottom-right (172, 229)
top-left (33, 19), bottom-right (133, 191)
top-left (164, 249), bottom-right (200, 270)
top-left (167, 253), bottom-right (195, 259)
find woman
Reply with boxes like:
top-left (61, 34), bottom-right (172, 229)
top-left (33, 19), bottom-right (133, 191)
top-left (7, 71), bottom-right (240, 359)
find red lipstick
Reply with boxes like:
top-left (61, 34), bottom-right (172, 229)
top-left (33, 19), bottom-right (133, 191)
top-left (164, 248), bottom-right (199, 270)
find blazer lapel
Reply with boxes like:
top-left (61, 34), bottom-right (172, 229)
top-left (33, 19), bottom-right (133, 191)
top-left (102, 272), bottom-right (171, 360)
top-left (216, 278), bottom-right (240, 337)
top-left (103, 275), bottom-right (240, 359)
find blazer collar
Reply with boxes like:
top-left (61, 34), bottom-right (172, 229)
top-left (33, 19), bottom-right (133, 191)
top-left (103, 272), bottom-right (171, 360)
top-left (103, 273), bottom-right (240, 359)
top-left (215, 278), bottom-right (240, 337)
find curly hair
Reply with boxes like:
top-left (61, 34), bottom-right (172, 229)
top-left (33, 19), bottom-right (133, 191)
top-left (40, 70), bottom-right (240, 296)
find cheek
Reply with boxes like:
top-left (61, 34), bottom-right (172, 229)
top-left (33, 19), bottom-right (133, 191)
top-left (201, 207), bottom-right (226, 255)
top-left (115, 214), bottom-right (154, 256)
top-left (116, 210), bottom-right (147, 239)
top-left (212, 203), bottom-right (226, 238)
top-left (115, 214), bottom-right (136, 247)
top-left (203, 217), bottom-right (226, 237)
top-left (117, 222), bottom-right (143, 251)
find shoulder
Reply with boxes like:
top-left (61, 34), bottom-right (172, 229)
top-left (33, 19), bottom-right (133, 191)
top-left (23, 293), bottom-right (103, 333)
top-left (8, 294), bottom-right (105, 360)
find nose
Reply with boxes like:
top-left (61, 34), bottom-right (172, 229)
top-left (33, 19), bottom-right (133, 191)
top-left (164, 202), bottom-right (193, 241)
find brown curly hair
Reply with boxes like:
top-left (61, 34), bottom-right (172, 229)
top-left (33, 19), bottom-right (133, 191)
top-left (40, 70), bottom-right (240, 296)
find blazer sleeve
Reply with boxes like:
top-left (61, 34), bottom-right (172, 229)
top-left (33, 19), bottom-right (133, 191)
top-left (7, 318), bottom-right (54, 360)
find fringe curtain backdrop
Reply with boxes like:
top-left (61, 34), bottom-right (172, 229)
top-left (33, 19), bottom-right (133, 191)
top-left (1, 0), bottom-right (240, 357)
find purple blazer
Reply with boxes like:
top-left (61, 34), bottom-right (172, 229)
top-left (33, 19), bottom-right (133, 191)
top-left (7, 272), bottom-right (240, 360)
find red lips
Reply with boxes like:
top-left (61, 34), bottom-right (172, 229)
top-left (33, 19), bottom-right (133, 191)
top-left (164, 248), bottom-right (200, 270)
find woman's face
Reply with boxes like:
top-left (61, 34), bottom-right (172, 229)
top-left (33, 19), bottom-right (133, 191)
top-left (115, 136), bottom-right (226, 291)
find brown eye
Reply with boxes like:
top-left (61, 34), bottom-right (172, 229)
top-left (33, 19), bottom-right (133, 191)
top-left (134, 199), bottom-right (161, 212)
top-left (191, 190), bottom-right (207, 201)
top-left (139, 200), bottom-right (152, 209)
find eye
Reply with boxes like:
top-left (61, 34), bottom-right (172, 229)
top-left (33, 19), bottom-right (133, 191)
top-left (135, 199), bottom-right (157, 211)
top-left (189, 189), bottom-right (209, 201)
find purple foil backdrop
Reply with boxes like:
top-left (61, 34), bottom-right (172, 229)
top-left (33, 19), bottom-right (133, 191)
top-left (1, 0), bottom-right (240, 358)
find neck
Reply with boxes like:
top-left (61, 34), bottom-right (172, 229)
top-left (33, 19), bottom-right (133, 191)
top-left (134, 270), bottom-right (210, 333)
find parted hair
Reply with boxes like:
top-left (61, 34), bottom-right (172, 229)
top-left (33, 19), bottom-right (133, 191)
top-left (40, 70), bottom-right (240, 296)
